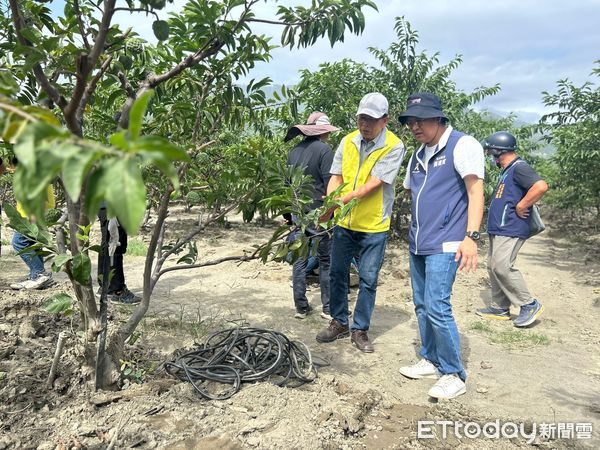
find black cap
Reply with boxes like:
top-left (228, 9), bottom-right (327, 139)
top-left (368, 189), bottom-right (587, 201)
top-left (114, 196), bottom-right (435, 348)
top-left (398, 92), bottom-right (447, 124)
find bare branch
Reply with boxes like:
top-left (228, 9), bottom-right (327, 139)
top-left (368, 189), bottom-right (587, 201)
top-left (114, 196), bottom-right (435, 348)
top-left (157, 254), bottom-right (256, 277)
top-left (77, 55), bottom-right (114, 122)
top-left (146, 187), bottom-right (173, 291)
top-left (159, 190), bottom-right (254, 262)
top-left (72, 0), bottom-right (91, 51)
top-left (87, 0), bottom-right (117, 71)
top-left (64, 0), bottom-right (117, 135)
top-left (7, 0), bottom-right (67, 109)
top-left (246, 18), bottom-right (303, 26)
top-left (51, 69), bottom-right (77, 82)
top-left (114, 7), bottom-right (159, 21)
top-left (104, 27), bottom-right (133, 52)
top-left (149, 39), bottom-right (223, 89)
top-left (117, 71), bottom-right (136, 99)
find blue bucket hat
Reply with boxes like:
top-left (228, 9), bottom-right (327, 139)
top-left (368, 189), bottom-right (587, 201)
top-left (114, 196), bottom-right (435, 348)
top-left (398, 92), bottom-right (448, 124)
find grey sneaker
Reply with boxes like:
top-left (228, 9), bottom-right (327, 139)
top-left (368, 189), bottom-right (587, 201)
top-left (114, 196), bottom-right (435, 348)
top-left (476, 306), bottom-right (510, 321)
top-left (110, 289), bottom-right (141, 305)
top-left (294, 304), bottom-right (314, 319)
top-left (514, 300), bottom-right (544, 327)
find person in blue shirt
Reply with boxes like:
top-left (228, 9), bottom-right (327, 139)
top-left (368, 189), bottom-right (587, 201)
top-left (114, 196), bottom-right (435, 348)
top-left (476, 131), bottom-right (548, 327)
top-left (398, 93), bottom-right (485, 400)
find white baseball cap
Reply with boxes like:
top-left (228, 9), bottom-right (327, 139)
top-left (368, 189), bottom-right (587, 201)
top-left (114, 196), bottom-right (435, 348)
top-left (356, 92), bottom-right (389, 119)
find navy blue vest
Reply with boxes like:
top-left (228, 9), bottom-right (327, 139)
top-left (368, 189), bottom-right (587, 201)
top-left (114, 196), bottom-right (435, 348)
top-left (409, 130), bottom-right (467, 255)
top-left (487, 158), bottom-right (530, 239)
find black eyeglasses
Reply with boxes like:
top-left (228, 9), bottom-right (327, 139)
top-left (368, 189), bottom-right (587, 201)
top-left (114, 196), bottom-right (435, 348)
top-left (405, 118), bottom-right (428, 128)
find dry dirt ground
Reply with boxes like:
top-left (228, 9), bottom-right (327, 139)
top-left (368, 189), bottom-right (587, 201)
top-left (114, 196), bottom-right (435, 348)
top-left (0, 209), bottom-right (599, 449)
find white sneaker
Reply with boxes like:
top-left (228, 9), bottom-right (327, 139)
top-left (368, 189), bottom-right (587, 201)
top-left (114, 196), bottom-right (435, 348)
top-left (320, 312), bottom-right (333, 320)
top-left (10, 274), bottom-right (53, 290)
top-left (427, 374), bottom-right (466, 399)
top-left (399, 359), bottom-right (441, 379)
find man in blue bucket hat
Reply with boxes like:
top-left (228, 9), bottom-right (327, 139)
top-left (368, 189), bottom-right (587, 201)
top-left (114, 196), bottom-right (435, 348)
top-left (398, 92), bottom-right (485, 399)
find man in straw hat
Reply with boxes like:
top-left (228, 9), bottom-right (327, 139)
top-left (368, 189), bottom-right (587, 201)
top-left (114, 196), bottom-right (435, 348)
top-left (397, 92), bottom-right (485, 399)
top-left (315, 93), bottom-right (406, 353)
top-left (284, 112), bottom-right (340, 320)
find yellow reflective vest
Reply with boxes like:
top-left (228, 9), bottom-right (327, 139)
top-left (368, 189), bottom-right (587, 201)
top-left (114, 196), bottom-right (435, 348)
top-left (337, 130), bottom-right (401, 233)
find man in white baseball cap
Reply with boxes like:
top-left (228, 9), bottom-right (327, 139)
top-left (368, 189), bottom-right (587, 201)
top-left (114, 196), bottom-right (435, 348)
top-left (316, 92), bottom-right (406, 353)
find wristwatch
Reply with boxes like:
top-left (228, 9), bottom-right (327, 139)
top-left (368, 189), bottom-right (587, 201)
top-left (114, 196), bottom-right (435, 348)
top-left (466, 231), bottom-right (481, 242)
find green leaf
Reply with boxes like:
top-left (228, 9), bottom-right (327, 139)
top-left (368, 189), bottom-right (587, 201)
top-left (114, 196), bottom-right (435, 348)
top-left (2, 202), bottom-right (38, 237)
top-left (13, 129), bottom-right (36, 171)
top-left (109, 129), bottom-right (130, 150)
top-left (105, 158), bottom-right (146, 234)
top-left (61, 148), bottom-right (99, 201)
top-left (72, 252), bottom-right (91, 285)
top-left (152, 20), bottom-right (170, 41)
top-left (84, 165), bottom-right (109, 221)
top-left (0, 71), bottom-right (19, 95)
top-left (20, 26), bottom-right (42, 44)
top-left (53, 253), bottom-right (72, 270)
top-left (128, 90), bottom-right (154, 141)
top-left (42, 293), bottom-right (73, 314)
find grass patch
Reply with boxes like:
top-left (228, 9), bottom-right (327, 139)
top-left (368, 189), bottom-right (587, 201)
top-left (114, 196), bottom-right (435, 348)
top-left (471, 321), bottom-right (550, 348)
top-left (126, 237), bottom-right (148, 257)
top-left (140, 305), bottom-right (247, 342)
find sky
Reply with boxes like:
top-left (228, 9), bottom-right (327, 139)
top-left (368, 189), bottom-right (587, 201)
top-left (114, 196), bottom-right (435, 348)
top-left (52, 0), bottom-right (600, 119)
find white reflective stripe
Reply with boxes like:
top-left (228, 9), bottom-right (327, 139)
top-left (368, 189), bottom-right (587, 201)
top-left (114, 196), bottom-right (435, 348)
top-left (414, 166), bottom-right (429, 255)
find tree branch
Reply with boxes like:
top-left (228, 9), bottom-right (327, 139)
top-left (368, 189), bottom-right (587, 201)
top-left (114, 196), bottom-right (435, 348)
top-left (113, 7), bottom-right (159, 21)
top-left (157, 254), bottom-right (256, 277)
top-left (246, 18), bottom-right (303, 26)
top-left (72, 0), bottom-right (91, 51)
top-left (159, 190), bottom-right (254, 262)
top-left (64, 0), bottom-right (117, 136)
top-left (7, 0), bottom-right (67, 109)
top-left (117, 71), bottom-right (136, 99)
top-left (77, 55), bottom-right (114, 122)
top-left (147, 187), bottom-right (172, 293)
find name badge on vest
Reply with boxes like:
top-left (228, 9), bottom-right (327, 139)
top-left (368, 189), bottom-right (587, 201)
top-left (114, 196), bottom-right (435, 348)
top-left (433, 155), bottom-right (446, 168)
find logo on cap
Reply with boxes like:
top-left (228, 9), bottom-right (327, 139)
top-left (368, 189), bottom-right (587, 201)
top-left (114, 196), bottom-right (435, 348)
top-left (409, 98), bottom-right (422, 105)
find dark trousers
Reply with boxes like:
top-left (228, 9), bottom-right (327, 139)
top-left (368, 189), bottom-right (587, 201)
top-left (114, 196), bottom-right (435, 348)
top-left (292, 233), bottom-right (331, 313)
top-left (98, 208), bottom-right (128, 294)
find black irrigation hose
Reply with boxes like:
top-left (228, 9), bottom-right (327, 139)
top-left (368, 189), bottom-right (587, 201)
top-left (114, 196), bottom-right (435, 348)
top-left (164, 327), bottom-right (319, 400)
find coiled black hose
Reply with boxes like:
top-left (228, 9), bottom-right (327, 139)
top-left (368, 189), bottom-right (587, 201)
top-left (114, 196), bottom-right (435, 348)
top-left (164, 327), bottom-right (318, 400)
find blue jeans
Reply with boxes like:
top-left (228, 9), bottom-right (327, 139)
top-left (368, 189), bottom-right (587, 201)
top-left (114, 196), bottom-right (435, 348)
top-left (12, 231), bottom-right (45, 280)
top-left (330, 226), bottom-right (387, 331)
top-left (409, 252), bottom-right (466, 380)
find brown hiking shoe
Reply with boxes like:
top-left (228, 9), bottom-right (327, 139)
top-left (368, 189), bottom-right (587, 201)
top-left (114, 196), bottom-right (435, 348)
top-left (316, 320), bottom-right (350, 343)
top-left (351, 330), bottom-right (374, 353)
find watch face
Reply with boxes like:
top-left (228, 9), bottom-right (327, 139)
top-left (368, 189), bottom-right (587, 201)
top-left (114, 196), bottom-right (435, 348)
top-left (468, 231), bottom-right (480, 240)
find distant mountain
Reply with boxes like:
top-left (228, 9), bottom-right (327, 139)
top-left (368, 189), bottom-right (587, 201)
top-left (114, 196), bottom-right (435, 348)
top-left (477, 107), bottom-right (542, 126)
top-left (476, 108), bottom-right (554, 157)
